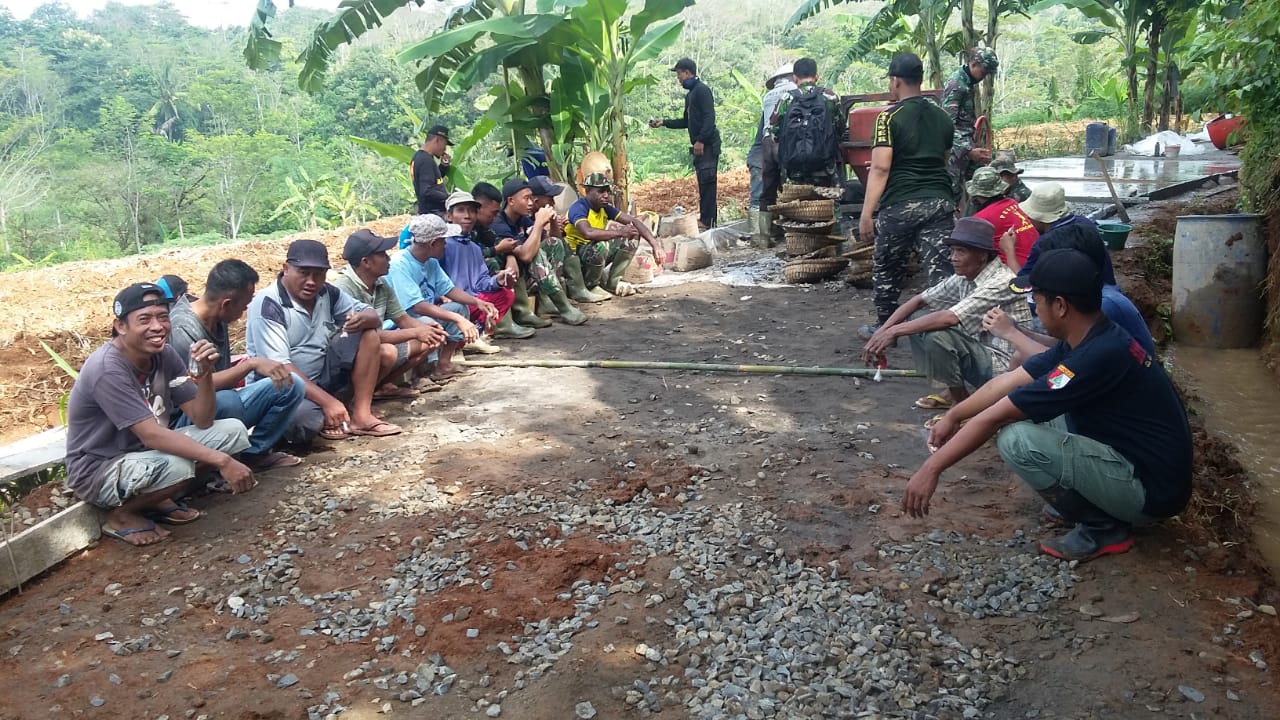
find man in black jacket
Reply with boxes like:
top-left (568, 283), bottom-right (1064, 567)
top-left (650, 58), bottom-right (720, 231)
top-left (411, 125), bottom-right (453, 216)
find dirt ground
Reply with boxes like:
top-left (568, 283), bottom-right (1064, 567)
top-left (1, 276), bottom-right (1278, 719)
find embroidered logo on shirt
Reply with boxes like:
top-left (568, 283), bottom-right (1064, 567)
top-left (1046, 364), bottom-right (1074, 390)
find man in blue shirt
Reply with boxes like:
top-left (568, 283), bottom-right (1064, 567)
top-left (441, 190), bottom-right (527, 343)
top-left (387, 214), bottom-right (495, 380)
top-left (903, 249), bottom-right (1193, 562)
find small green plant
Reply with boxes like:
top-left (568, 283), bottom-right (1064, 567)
top-left (40, 341), bottom-right (80, 425)
top-left (1142, 236), bottom-right (1175, 281)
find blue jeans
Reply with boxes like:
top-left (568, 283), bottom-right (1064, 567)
top-left (174, 375), bottom-right (305, 457)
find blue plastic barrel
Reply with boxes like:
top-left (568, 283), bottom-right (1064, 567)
top-left (1085, 122), bottom-right (1109, 156)
top-left (1106, 127), bottom-right (1117, 156)
top-left (1172, 214), bottom-right (1267, 347)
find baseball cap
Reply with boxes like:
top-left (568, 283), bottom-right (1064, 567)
top-left (285, 239), bottom-right (331, 269)
top-left (886, 53), bottom-right (924, 83)
top-left (408, 214), bottom-right (449, 244)
top-left (943, 217), bottom-right (998, 253)
top-left (1020, 182), bottom-right (1071, 224)
top-left (965, 167), bottom-right (1007, 198)
top-left (581, 172), bottom-right (612, 189)
top-left (671, 58), bottom-right (697, 74)
top-left (342, 229), bottom-right (397, 264)
top-left (1019, 248), bottom-right (1102, 299)
top-left (972, 47), bottom-right (999, 73)
top-left (113, 282), bottom-right (169, 320)
top-left (446, 190), bottom-right (480, 210)
top-left (427, 124), bottom-right (454, 146)
top-left (528, 176), bottom-right (565, 198)
top-left (501, 178), bottom-right (531, 199)
top-left (154, 274), bottom-right (188, 300)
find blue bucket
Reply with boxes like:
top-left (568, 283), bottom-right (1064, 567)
top-left (1085, 122), bottom-right (1109, 157)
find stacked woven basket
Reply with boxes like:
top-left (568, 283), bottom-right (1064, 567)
top-left (772, 184), bottom-right (848, 283)
top-left (842, 242), bottom-right (874, 288)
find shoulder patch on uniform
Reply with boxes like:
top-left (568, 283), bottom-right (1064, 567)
top-left (1046, 364), bottom-right (1074, 390)
top-left (1128, 339), bottom-right (1151, 366)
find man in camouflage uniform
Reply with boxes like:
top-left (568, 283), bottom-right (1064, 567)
top-left (564, 173), bottom-right (664, 298)
top-left (991, 150), bottom-right (1032, 202)
top-left (490, 178), bottom-right (587, 325)
top-left (940, 47), bottom-right (999, 203)
top-left (858, 53), bottom-right (956, 338)
top-left (769, 57), bottom-right (846, 187)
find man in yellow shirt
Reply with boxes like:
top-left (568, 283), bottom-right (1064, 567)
top-left (564, 173), bottom-right (663, 297)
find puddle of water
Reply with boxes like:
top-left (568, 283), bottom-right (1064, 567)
top-left (1167, 345), bottom-right (1280, 572)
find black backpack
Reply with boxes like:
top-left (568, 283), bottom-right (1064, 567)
top-left (779, 87), bottom-right (836, 175)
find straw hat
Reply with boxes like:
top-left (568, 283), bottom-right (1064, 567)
top-left (1019, 182), bottom-right (1071, 224)
top-left (766, 63), bottom-right (794, 90)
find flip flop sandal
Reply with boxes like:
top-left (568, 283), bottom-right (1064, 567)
top-left (102, 521), bottom-right (166, 546)
top-left (145, 502), bottom-right (201, 525)
top-left (246, 451), bottom-right (302, 472)
top-left (914, 394), bottom-right (953, 410)
top-left (348, 421), bottom-right (403, 437)
top-left (411, 378), bottom-right (443, 393)
top-left (923, 413), bottom-right (947, 430)
top-left (374, 385), bottom-right (419, 400)
top-left (318, 427), bottom-right (350, 441)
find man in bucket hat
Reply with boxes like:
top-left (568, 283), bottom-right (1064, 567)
top-left (967, 166), bottom-right (1038, 271)
top-left (990, 149), bottom-right (1031, 202)
top-left (941, 47), bottom-right (999, 203)
top-left (903, 248), bottom-right (1192, 563)
top-left (861, 217), bottom-right (1031, 415)
top-left (1009, 181), bottom-right (1107, 278)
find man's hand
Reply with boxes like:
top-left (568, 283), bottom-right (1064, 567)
top-left (251, 357), bottom-right (294, 390)
top-left (858, 214), bottom-right (875, 244)
top-left (534, 205), bottom-right (556, 227)
top-left (861, 325), bottom-right (897, 362)
top-left (982, 307), bottom-right (1016, 341)
top-left (495, 238), bottom-right (519, 255)
top-left (969, 147), bottom-right (992, 164)
top-left (692, 141), bottom-right (705, 157)
top-left (998, 228), bottom-right (1017, 256)
top-left (648, 118), bottom-right (662, 129)
top-left (189, 339), bottom-right (220, 379)
top-left (341, 313), bottom-right (364, 333)
top-left (216, 455), bottom-right (257, 494)
top-left (495, 268), bottom-right (518, 287)
top-left (476, 300), bottom-right (499, 328)
top-left (902, 467), bottom-right (940, 518)
top-left (415, 323), bottom-right (448, 349)
top-left (321, 398), bottom-right (350, 434)
top-left (456, 315), bottom-right (480, 343)
top-left (440, 152), bottom-right (451, 166)
top-left (927, 413), bottom-right (959, 451)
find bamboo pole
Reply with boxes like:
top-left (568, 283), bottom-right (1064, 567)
top-left (456, 358), bottom-right (923, 378)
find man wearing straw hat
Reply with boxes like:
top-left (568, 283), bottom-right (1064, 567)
top-left (861, 217), bottom-right (1030, 416)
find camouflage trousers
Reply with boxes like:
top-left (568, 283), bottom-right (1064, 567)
top-left (519, 236), bottom-right (571, 296)
top-left (872, 197), bottom-right (955, 322)
top-left (577, 235), bottom-right (638, 277)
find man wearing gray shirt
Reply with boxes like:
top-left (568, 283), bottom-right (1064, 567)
top-left (168, 259), bottom-right (305, 471)
top-left (245, 240), bottom-right (402, 443)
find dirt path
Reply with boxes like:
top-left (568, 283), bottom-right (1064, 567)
top-left (0, 280), bottom-right (1275, 719)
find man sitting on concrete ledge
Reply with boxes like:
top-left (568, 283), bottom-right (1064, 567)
top-left (861, 217), bottom-right (1031, 416)
top-left (903, 249), bottom-right (1193, 561)
top-left (65, 282), bottom-right (255, 546)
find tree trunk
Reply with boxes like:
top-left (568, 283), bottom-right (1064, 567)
top-left (1142, 17), bottom-right (1164, 134)
top-left (983, 0), bottom-right (999, 122)
top-left (962, 0), bottom-right (984, 117)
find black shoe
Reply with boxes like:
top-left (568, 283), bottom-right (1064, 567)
top-left (1041, 503), bottom-right (1072, 527)
top-left (1040, 522), bottom-right (1134, 561)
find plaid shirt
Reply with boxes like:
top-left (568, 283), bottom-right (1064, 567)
top-left (922, 257), bottom-right (1031, 371)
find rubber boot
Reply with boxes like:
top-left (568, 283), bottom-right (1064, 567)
top-left (601, 250), bottom-right (637, 295)
top-left (536, 291), bottom-right (558, 318)
top-left (492, 311), bottom-right (536, 339)
top-left (581, 257), bottom-right (609, 298)
top-left (751, 210), bottom-right (772, 249)
top-left (511, 282), bottom-right (552, 328)
top-left (564, 254), bottom-right (610, 303)
top-left (545, 283), bottom-right (588, 325)
top-left (1035, 486), bottom-right (1134, 561)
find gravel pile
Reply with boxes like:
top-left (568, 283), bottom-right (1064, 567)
top-left (206, 461), bottom-right (1077, 720)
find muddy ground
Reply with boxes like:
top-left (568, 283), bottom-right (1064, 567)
top-left (0, 275), bottom-right (1277, 719)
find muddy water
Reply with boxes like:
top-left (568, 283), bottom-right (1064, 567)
top-left (1169, 345), bottom-right (1280, 572)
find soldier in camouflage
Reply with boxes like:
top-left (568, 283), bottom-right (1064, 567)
top-left (940, 47), bottom-right (999, 202)
top-left (991, 150), bottom-right (1032, 202)
top-left (768, 57), bottom-right (846, 187)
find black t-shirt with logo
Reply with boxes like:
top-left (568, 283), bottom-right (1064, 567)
top-left (1009, 317), bottom-right (1192, 517)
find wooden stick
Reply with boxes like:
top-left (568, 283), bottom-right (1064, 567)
top-left (1090, 150), bottom-right (1131, 223)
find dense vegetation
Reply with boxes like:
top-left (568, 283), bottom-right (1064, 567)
top-left (0, 0), bottom-right (1256, 270)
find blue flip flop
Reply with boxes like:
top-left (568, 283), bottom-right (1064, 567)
top-left (101, 521), bottom-right (166, 546)
top-left (144, 502), bottom-right (202, 525)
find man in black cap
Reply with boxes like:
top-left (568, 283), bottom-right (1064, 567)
top-left (333, 229), bottom-right (448, 397)
top-left (246, 239), bottom-right (402, 443)
top-left (859, 52), bottom-right (957, 340)
top-left (904, 248), bottom-right (1193, 562)
top-left (862, 217), bottom-right (1030, 413)
top-left (411, 124), bottom-right (454, 216)
top-left (490, 177), bottom-right (586, 325)
top-left (64, 282), bottom-right (254, 546)
top-left (649, 58), bottom-right (720, 231)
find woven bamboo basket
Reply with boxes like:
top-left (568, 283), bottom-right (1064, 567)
top-left (845, 257), bottom-right (873, 287)
top-left (776, 199), bottom-right (835, 222)
top-left (784, 257), bottom-right (849, 284)
top-left (784, 232), bottom-right (840, 256)
top-left (776, 218), bottom-right (836, 234)
top-left (812, 186), bottom-right (844, 200)
top-left (778, 184), bottom-right (820, 203)
top-left (841, 243), bottom-right (874, 260)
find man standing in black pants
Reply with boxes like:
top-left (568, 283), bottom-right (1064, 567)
top-left (411, 125), bottom-right (453, 216)
top-left (650, 58), bottom-right (719, 231)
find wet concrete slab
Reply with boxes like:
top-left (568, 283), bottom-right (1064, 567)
top-left (1016, 152), bottom-right (1240, 203)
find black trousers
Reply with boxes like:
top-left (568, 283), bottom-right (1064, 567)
top-left (760, 137), bottom-right (782, 208)
top-left (693, 139), bottom-right (721, 228)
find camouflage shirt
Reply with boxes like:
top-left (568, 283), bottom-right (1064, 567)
top-left (1004, 178), bottom-right (1032, 202)
top-left (767, 81), bottom-right (845, 142)
top-left (939, 65), bottom-right (978, 162)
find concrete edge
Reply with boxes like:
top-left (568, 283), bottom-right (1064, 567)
top-left (0, 500), bottom-right (100, 595)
